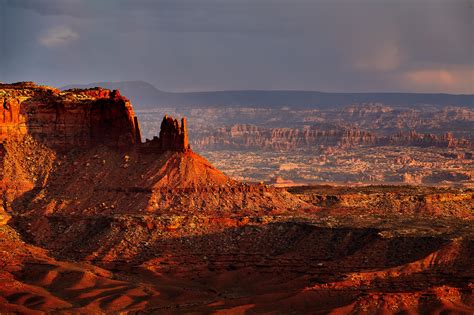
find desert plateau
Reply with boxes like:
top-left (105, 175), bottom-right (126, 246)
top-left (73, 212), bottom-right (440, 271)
top-left (0, 82), bottom-right (472, 314)
top-left (1, 1), bottom-right (473, 313)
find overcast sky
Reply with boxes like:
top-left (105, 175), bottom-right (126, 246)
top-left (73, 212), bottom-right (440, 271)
top-left (0, 0), bottom-right (472, 93)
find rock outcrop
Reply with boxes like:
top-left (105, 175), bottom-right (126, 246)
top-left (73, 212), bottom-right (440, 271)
top-left (388, 130), bottom-right (470, 148)
top-left (0, 81), bottom-right (302, 217)
top-left (141, 115), bottom-right (190, 153)
top-left (193, 124), bottom-right (471, 151)
top-left (288, 185), bottom-right (474, 218)
top-left (0, 82), bottom-right (194, 153)
top-left (0, 82), bottom-right (141, 150)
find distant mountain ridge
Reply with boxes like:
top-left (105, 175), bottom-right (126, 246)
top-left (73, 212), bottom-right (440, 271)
top-left (61, 81), bottom-right (474, 109)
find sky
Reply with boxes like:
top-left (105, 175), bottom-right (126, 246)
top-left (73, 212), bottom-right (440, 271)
top-left (0, 0), bottom-right (472, 93)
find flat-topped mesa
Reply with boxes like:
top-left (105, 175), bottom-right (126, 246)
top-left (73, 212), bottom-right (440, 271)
top-left (0, 82), bottom-right (141, 150)
top-left (141, 115), bottom-right (191, 153)
top-left (0, 82), bottom-right (192, 153)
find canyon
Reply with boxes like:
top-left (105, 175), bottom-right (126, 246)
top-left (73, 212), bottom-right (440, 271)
top-left (193, 125), bottom-right (470, 151)
top-left (136, 103), bottom-right (474, 186)
top-left (0, 82), bottom-right (472, 314)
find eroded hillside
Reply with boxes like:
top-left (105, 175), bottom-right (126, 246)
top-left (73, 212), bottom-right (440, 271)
top-left (0, 83), bottom-right (472, 314)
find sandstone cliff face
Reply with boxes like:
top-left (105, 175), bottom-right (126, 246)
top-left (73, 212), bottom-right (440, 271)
top-left (288, 185), bottom-right (474, 218)
top-left (194, 125), bottom-right (376, 151)
top-left (0, 82), bottom-right (141, 150)
top-left (0, 82), bottom-right (301, 218)
top-left (193, 124), bottom-right (470, 151)
top-left (338, 103), bottom-right (474, 138)
top-left (0, 82), bottom-right (194, 153)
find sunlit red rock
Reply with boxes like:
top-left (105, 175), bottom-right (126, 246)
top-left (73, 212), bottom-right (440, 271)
top-left (0, 82), bottom-right (140, 150)
top-left (0, 82), bottom-right (472, 314)
top-left (141, 115), bottom-right (190, 153)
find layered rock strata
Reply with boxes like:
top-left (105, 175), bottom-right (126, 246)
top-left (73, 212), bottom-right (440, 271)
top-left (193, 124), bottom-right (471, 151)
top-left (0, 82), bottom-right (140, 150)
top-left (0, 82), bottom-right (191, 153)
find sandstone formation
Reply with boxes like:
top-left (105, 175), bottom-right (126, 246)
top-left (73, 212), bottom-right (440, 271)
top-left (0, 82), bottom-right (305, 218)
top-left (0, 82), bottom-right (140, 150)
top-left (141, 115), bottom-right (190, 153)
top-left (338, 103), bottom-right (474, 139)
top-left (388, 130), bottom-right (471, 148)
top-left (288, 185), bottom-right (474, 218)
top-left (194, 124), bottom-right (378, 151)
top-left (193, 124), bottom-right (471, 151)
top-left (0, 82), bottom-right (197, 154)
top-left (0, 82), bottom-right (472, 314)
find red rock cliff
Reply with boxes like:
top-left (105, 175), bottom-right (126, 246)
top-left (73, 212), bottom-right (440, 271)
top-left (141, 115), bottom-right (190, 153)
top-left (0, 82), bottom-right (141, 150)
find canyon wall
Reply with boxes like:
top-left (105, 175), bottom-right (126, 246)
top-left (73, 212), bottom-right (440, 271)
top-left (0, 82), bottom-right (140, 150)
top-left (193, 124), bottom-right (470, 151)
top-left (0, 82), bottom-right (189, 152)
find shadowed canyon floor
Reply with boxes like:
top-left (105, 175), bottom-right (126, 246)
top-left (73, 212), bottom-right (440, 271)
top-left (0, 83), bottom-right (473, 314)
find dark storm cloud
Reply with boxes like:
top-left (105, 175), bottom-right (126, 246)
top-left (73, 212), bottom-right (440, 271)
top-left (1, 0), bottom-right (472, 93)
